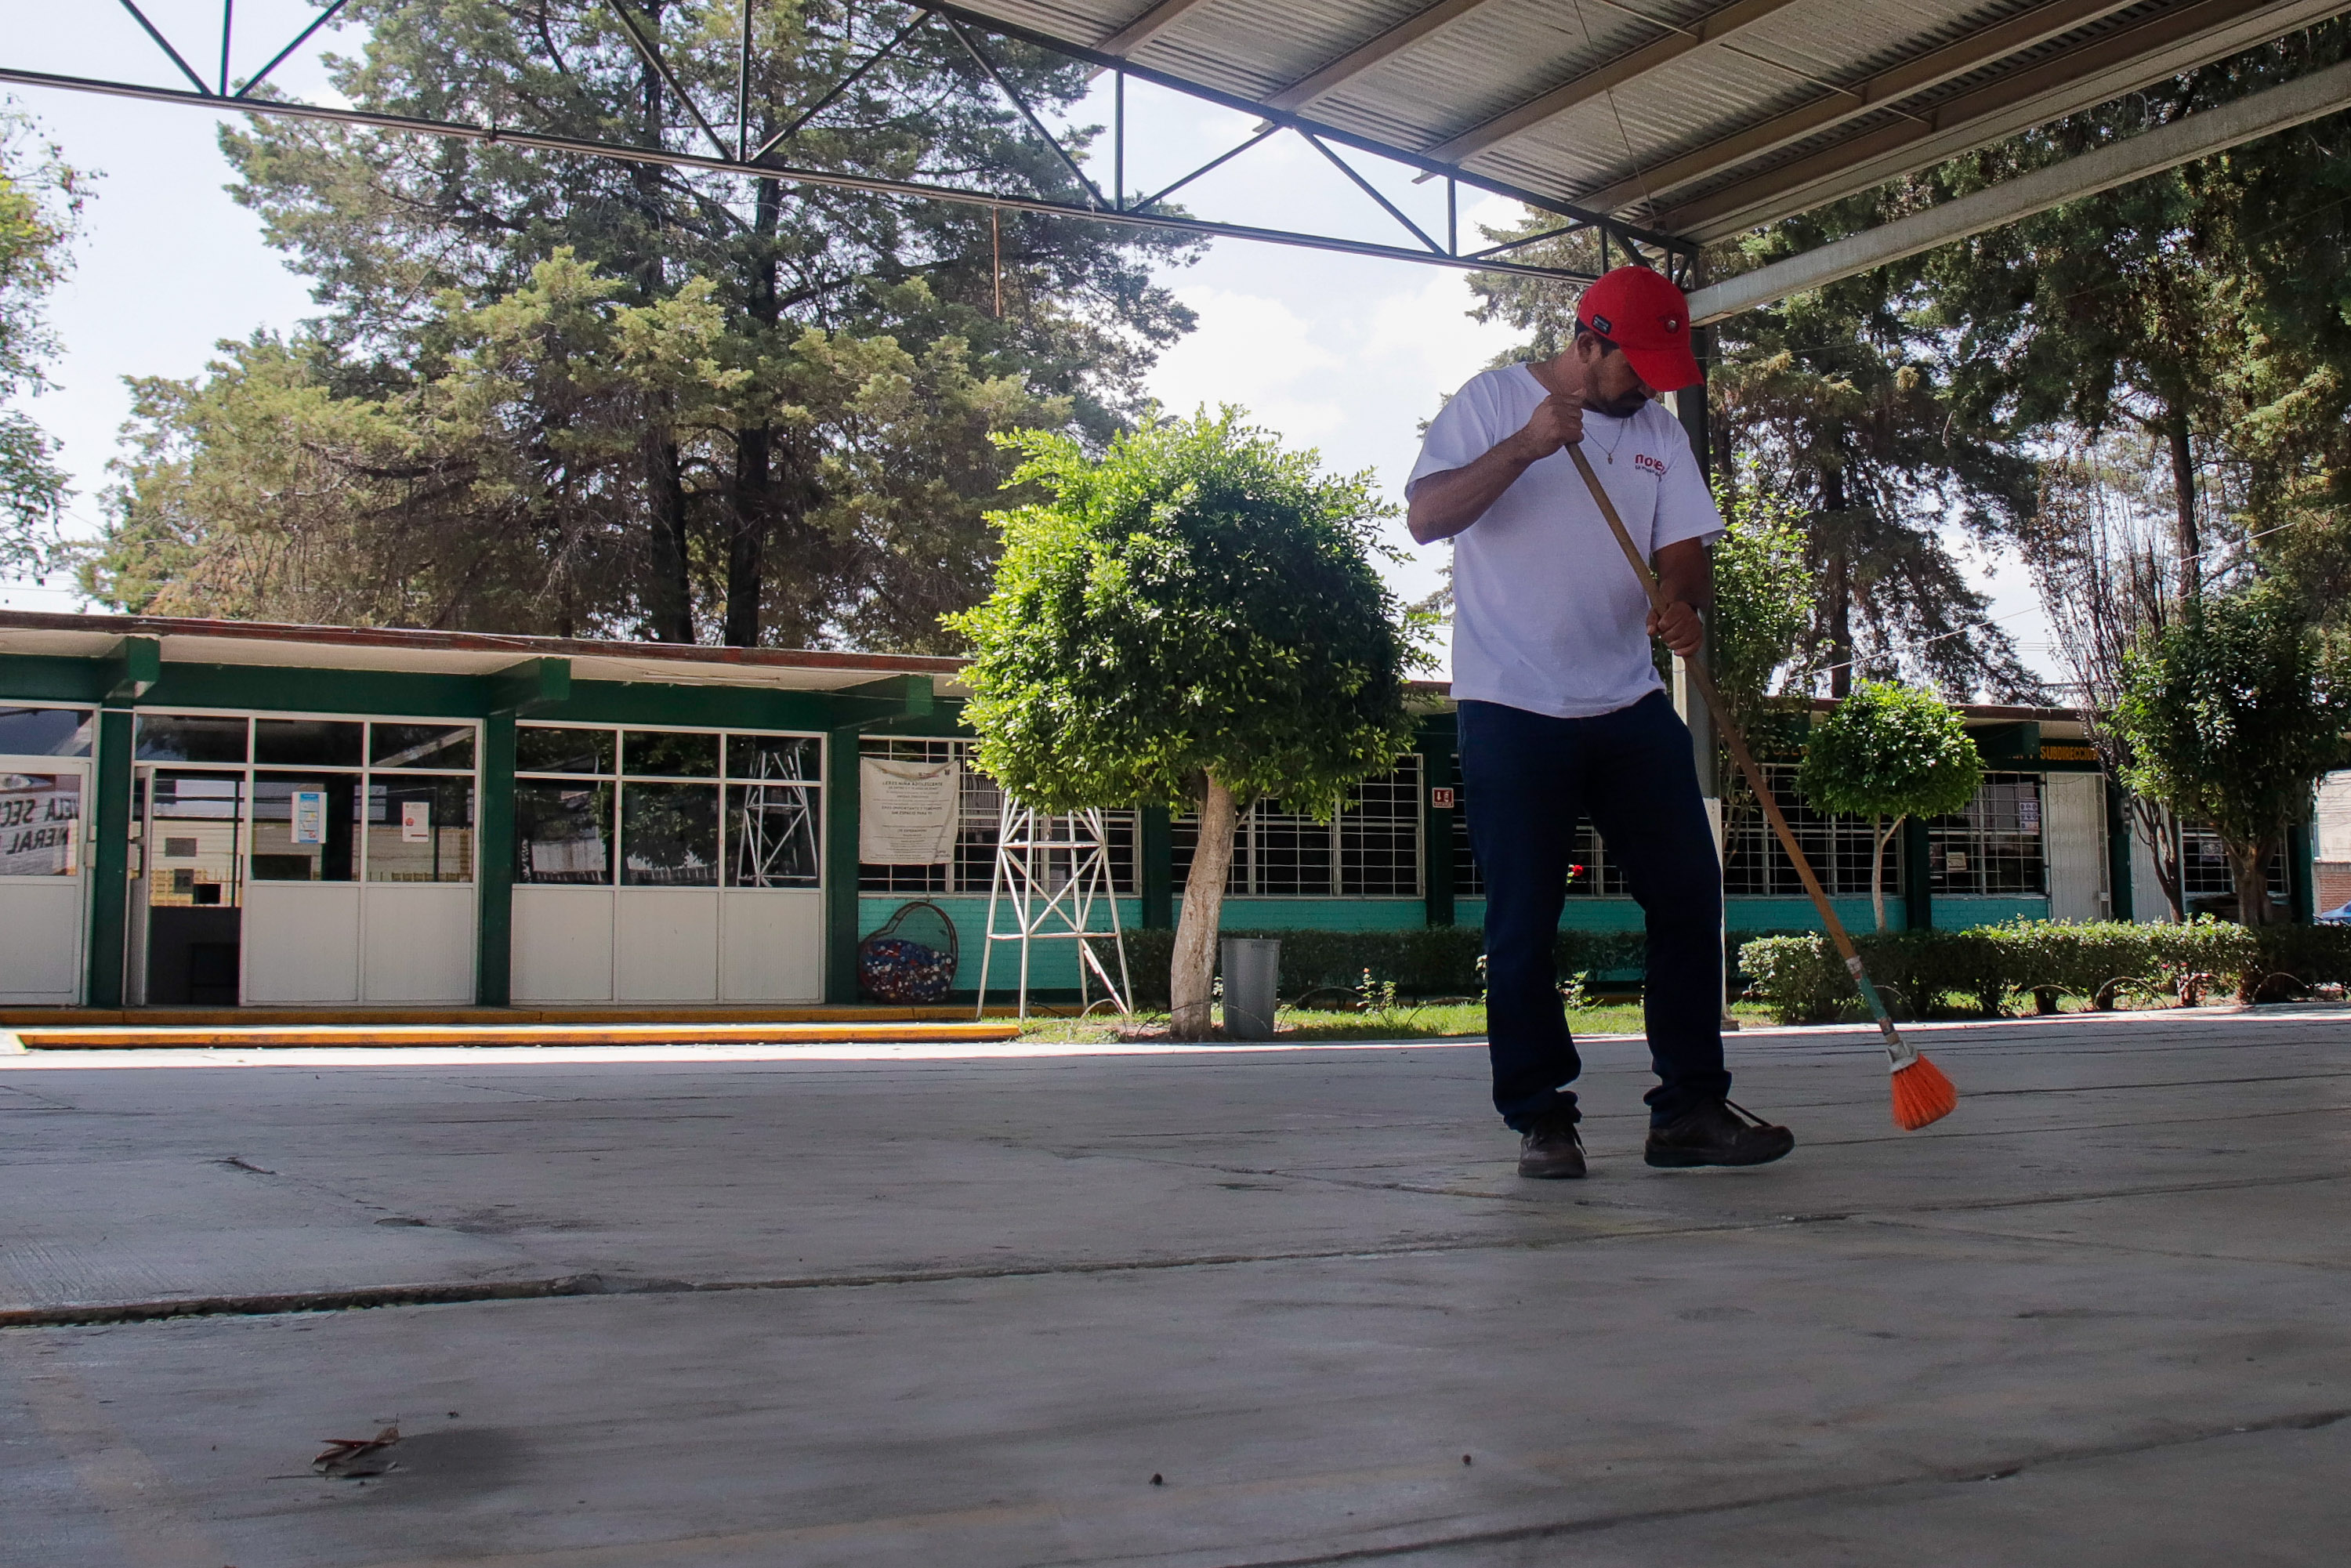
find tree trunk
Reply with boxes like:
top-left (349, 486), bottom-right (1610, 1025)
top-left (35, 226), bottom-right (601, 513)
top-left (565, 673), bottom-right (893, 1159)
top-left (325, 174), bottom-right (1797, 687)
top-left (2132, 800), bottom-right (2185, 922)
top-left (2225, 833), bottom-right (2279, 927)
top-left (725, 422), bottom-right (772, 646)
top-left (1821, 464), bottom-right (1853, 697)
top-left (643, 433), bottom-right (694, 643)
top-left (722, 174), bottom-right (786, 650)
top-left (2164, 404), bottom-right (2201, 611)
top-left (1872, 814), bottom-right (1898, 932)
top-left (1169, 775), bottom-right (1239, 1040)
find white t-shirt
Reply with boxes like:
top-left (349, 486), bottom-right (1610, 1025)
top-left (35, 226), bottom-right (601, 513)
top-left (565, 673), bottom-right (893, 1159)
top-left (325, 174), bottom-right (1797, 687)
top-left (1408, 364), bottom-right (1723, 720)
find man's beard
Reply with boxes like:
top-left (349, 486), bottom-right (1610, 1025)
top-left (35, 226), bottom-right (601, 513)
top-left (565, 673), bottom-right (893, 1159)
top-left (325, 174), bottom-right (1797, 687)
top-left (1586, 389), bottom-right (1650, 418)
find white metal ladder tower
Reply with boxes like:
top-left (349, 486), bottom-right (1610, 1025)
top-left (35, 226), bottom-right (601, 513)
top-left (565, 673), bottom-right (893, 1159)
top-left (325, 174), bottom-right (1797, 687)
top-left (976, 795), bottom-right (1133, 1021)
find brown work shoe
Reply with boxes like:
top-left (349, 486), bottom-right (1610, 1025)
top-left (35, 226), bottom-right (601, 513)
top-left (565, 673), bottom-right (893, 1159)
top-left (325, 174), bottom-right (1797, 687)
top-left (1516, 1111), bottom-right (1586, 1179)
top-left (1644, 1100), bottom-right (1794, 1168)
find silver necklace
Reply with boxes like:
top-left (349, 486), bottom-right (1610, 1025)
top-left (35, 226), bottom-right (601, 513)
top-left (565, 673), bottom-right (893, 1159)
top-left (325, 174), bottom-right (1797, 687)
top-left (1585, 411), bottom-right (1631, 465)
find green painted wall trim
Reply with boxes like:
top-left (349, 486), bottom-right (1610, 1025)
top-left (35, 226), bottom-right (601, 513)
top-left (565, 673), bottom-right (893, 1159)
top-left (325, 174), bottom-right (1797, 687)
top-left (5, 655), bottom-right (852, 732)
top-left (1139, 806), bottom-right (1172, 929)
top-left (85, 708), bottom-right (135, 1007)
top-left (535, 680), bottom-right (837, 730)
top-left (476, 712), bottom-right (517, 1005)
top-left (489, 657), bottom-right (570, 715)
top-left (106, 638), bottom-right (161, 704)
top-left (0, 654), bottom-right (107, 704)
top-left (126, 661), bottom-right (494, 718)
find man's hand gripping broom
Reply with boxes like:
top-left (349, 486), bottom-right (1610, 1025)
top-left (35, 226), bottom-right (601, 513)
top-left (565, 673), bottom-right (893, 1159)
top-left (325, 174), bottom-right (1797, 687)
top-left (1562, 442), bottom-right (1957, 1130)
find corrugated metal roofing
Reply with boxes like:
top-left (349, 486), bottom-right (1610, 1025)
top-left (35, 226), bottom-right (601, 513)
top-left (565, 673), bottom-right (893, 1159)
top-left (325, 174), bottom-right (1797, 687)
top-left (946, 0), bottom-right (2351, 241)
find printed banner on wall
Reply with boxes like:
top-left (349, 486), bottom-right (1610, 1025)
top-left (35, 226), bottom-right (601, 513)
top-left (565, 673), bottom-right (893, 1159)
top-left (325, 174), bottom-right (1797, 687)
top-left (859, 759), bottom-right (961, 864)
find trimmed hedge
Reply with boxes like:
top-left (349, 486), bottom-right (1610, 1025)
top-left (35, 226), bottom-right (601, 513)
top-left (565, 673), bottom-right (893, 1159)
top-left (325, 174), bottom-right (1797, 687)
top-left (1737, 918), bottom-right (2350, 1023)
top-left (1099, 918), bottom-right (2351, 1017)
top-left (1114, 925), bottom-right (1654, 1009)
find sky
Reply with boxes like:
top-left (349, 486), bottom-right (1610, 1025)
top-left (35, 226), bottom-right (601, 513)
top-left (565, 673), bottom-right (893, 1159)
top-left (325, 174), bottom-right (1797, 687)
top-left (0, 5), bottom-right (2057, 685)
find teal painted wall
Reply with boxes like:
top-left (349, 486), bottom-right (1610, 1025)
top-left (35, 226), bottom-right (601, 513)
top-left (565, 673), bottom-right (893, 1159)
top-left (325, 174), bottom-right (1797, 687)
top-left (1172, 896), bottom-right (1427, 933)
top-left (858, 893), bottom-right (1146, 994)
top-left (1723, 896), bottom-right (1907, 935)
top-left (1930, 895), bottom-right (2050, 928)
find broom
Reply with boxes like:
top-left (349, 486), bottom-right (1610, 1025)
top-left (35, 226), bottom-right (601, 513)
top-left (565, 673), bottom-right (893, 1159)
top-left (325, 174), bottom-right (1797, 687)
top-left (1563, 441), bottom-right (1958, 1131)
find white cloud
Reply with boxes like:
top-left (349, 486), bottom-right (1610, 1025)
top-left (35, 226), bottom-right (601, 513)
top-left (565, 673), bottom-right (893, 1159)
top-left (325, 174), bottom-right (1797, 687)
top-left (1147, 286), bottom-right (1344, 439)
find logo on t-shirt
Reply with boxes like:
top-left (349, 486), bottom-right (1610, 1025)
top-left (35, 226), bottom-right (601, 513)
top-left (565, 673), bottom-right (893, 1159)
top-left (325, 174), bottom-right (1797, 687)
top-left (1632, 452), bottom-right (1667, 477)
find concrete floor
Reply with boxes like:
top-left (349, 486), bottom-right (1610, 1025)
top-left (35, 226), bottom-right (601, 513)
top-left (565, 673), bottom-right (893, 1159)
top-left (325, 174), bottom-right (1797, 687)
top-left (1, 1009), bottom-right (2346, 1566)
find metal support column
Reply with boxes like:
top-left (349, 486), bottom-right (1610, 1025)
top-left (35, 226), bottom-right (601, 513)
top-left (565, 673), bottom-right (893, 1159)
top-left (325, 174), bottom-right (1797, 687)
top-left (475, 710), bottom-right (516, 1006)
top-left (2106, 777), bottom-right (2135, 922)
top-left (1902, 815), bottom-right (1933, 930)
top-left (84, 707), bottom-right (136, 1008)
top-left (824, 724), bottom-right (865, 1003)
top-left (1422, 722), bottom-right (1456, 929)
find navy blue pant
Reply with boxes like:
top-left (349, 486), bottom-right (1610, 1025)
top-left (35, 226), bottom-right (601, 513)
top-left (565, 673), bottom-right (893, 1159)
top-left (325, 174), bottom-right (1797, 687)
top-left (1458, 693), bottom-right (1730, 1130)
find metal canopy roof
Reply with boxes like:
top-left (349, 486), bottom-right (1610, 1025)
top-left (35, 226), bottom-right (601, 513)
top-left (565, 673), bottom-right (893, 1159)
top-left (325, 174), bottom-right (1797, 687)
top-left (949, 0), bottom-right (2351, 242)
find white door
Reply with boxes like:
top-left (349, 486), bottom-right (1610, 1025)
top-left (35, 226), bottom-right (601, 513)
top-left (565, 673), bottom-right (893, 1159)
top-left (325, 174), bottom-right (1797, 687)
top-left (0, 759), bottom-right (89, 1003)
top-left (2043, 773), bottom-right (2108, 922)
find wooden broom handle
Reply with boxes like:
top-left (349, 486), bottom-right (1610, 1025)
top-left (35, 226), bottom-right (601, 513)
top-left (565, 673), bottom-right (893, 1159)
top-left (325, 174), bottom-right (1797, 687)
top-left (1563, 442), bottom-right (1871, 972)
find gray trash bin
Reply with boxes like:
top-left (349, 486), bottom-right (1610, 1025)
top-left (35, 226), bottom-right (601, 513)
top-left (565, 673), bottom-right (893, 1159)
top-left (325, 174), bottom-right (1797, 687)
top-left (1220, 936), bottom-right (1281, 1041)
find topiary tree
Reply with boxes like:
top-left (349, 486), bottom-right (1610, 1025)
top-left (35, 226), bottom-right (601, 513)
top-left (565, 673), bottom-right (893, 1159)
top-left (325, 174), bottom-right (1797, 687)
top-left (1797, 680), bottom-right (1983, 932)
top-left (947, 408), bottom-right (1425, 1038)
top-left (2112, 581), bottom-right (2351, 925)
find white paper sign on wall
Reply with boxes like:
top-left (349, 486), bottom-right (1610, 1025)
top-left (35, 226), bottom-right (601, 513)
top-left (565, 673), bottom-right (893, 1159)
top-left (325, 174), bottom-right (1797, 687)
top-left (859, 759), bottom-right (961, 864)
top-left (401, 801), bottom-right (431, 842)
top-left (291, 790), bottom-right (328, 846)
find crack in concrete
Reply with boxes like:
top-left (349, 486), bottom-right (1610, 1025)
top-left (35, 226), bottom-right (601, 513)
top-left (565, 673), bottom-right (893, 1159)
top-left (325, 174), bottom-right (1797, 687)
top-left (1203, 1408), bottom-right (2351, 1567)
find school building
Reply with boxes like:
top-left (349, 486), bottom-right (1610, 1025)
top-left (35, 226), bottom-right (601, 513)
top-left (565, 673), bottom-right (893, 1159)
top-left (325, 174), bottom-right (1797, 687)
top-left (0, 610), bottom-right (2323, 1009)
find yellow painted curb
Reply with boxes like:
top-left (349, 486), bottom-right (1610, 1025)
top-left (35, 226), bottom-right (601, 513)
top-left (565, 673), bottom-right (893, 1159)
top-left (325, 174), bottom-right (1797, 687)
top-left (14, 1022), bottom-right (1023, 1050)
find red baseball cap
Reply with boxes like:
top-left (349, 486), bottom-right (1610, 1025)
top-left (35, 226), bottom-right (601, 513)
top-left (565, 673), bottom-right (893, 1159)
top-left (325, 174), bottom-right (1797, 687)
top-left (1574, 266), bottom-right (1701, 393)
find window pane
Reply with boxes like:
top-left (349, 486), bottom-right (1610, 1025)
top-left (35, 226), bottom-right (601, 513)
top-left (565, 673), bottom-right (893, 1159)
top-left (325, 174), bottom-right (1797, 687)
top-left (1252, 802), bottom-right (1334, 896)
top-left (1724, 762), bottom-right (1896, 899)
top-left (727, 733), bottom-right (820, 780)
top-left (726, 784), bottom-right (819, 886)
top-left (371, 722), bottom-right (476, 771)
top-left (136, 714), bottom-right (247, 764)
top-left (0, 771), bottom-right (81, 876)
top-left (368, 776), bottom-right (476, 882)
top-left (625, 730), bottom-right (719, 778)
top-left (0, 706), bottom-right (92, 757)
top-left (1927, 773), bottom-right (2043, 896)
top-left (147, 771), bottom-right (242, 907)
top-left (516, 726), bottom-right (613, 776)
top-left (250, 772), bottom-right (360, 882)
top-left (255, 718), bottom-right (364, 768)
top-left (1339, 758), bottom-right (1420, 896)
top-left (516, 782), bottom-right (613, 884)
top-left (622, 781), bottom-right (719, 885)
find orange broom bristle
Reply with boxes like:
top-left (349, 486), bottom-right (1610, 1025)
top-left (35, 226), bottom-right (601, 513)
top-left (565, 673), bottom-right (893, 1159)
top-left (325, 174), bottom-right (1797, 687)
top-left (1890, 1052), bottom-right (1958, 1130)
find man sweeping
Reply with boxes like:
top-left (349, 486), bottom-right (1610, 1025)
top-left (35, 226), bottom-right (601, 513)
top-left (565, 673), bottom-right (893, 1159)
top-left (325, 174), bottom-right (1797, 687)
top-left (1407, 265), bottom-right (1795, 1179)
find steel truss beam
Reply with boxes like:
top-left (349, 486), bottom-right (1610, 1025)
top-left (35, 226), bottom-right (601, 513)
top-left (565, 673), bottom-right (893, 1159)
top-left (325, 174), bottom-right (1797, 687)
top-left (27, 1), bottom-right (1694, 287)
top-left (1683, 53), bottom-right (2351, 323)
